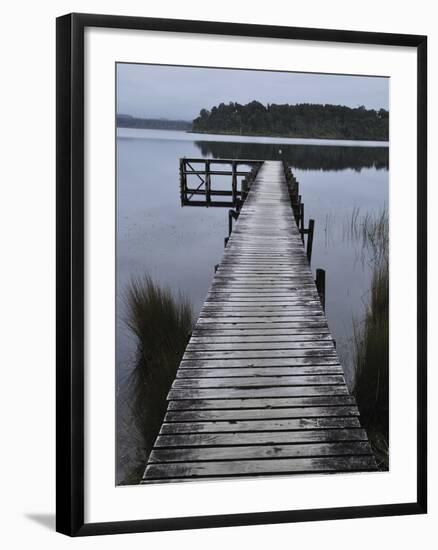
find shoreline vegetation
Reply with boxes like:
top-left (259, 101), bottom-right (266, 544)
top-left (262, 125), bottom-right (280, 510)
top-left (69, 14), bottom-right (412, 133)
top-left (349, 209), bottom-right (389, 470)
top-left (117, 101), bottom-right (389, 142)
top-left (120, 276), bottom-right (193, 485)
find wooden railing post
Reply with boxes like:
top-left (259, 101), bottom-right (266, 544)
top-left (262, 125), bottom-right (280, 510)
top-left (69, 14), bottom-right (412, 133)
top-left (300, 201), bottom-right (305, 239)
top-left (179, 158), bottom-right (186, 205)
top-left (205, 160), bottom-right (211, 206)
top-left (179, 158), bottom-right (184, 203)
top-left (315, 268), bottom-right (326, 310)
top-left (231, 161), bottom-right (237, 206)
top-left (228, 209), bottom-right (239, 237)
top-left (307, 219), bottom-right (315, 262)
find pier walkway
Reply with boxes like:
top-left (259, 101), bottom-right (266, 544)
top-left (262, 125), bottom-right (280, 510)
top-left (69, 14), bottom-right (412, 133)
top-left (142, 161), bottom-right (376, 483)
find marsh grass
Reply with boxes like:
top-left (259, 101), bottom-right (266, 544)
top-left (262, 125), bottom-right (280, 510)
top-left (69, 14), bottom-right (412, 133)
top-left (350, 208), bottom-right (389, 469)
top-left (120, 276), bottom-right (193, 484)
top-left (344, 206), bottom-right (388, 266)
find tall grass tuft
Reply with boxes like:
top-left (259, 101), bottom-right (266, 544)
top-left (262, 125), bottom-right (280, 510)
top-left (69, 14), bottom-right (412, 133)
top-left (351, 209), bottom-right (389, 469)
top-left (120, 276), bottom-right (193, 484)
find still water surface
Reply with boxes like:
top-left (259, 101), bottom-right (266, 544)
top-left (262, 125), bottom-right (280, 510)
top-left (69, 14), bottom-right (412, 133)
top-left (116, 128), bottom-right (388, 482)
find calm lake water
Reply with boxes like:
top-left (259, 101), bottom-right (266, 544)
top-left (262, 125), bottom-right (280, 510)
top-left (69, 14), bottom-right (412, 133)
top-left (116, 128), bottom-right (388, 482)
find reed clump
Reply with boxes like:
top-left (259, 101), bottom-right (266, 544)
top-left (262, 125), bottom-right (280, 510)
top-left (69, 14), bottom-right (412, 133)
top-left (120, 276), bottom-right (193, 484)
top-left (351, 209), bottom-right (389, 469)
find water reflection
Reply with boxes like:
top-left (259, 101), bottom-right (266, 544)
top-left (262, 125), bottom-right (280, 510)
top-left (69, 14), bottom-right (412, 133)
top-left (194, 140), bottom-right (388, 172)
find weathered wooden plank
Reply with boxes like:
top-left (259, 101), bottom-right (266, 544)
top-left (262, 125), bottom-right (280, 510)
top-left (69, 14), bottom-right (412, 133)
top-left (177, 366), bottom-right (344, 378)
top-left (226, 238), bottom-right (301, 243)
top-left (223, 249), bottom-right (304, 253)
top-left (212, 280), bottom-right (313, 285)
top-left (165, 405), bottom-right (358, 422)
top-left (197, 320), bottom-right (325, 327)
top-left (193, 323), bottom-right (327, 331)
top-left (207, 290), bottom-right (320, 296)
top-left (149, 441), bottom-right (370, 462)
top-left (224, 248), bottom-right (303, 251)
top-left (223, 249), bottom-right (303, 253)
top-left (167, 386), bottom-right (349, 400)
top-left (172, 375), bottom-right (344, 389)
top-left (186, 342), bottom-right (334, 351)
top-left (219, 266), bottom-right (308, 270)
top-left (217, 272), bottom-right (310, 277)
top-left (215, 269), bottom-right (311, 274)
top-left (215, 274), bottom-right (316, 279)
top-left (182, 350), bottom-right (337, 360)
top-left (209, 288), bottom-right (318, 294)
top-left (211, 292), bottom-right (317, 297)
top-left (216, 270), bottom-right (308, 277)
top-left (160, 417), bottom-right (360, 434)
top-left (199, 309), bottom-right (325, 316)
top-left (143, 456), bottom-right (376, 480)
top-left (211, 292), bottom-right (315, 297)
top-left (191, 329), bottom-right (331, 337)
top-left (193, 322), bottom-right (328, 331)
top-left (227, 240), bottom-right (302, 243)
top-left (190, 334), bottom-right (332, 343)
top-left (220, 261), bottom-right (308, 267)
top-left (208, 294), bottom-right (319, 302)
top-left (222, 251), bottom-right (306, 255)
top-left (204, 299), bottom-right (323, 304)
top-left (203, 301), bottom-right (323, 306)
top-left (225, 246), bottom-right (303, 249)
top-left (154, 428), bottom-right (368, 447)
top-left (179, 357), bottom-right (341, 368)
top-left (213, 274), bottom-right (312, 280)
top-left (167, 395), bottom-right (357, 410)
top-left (199, 307), bottom-right (325, 320)
top-left (220, 257), bottom-right (306, 261)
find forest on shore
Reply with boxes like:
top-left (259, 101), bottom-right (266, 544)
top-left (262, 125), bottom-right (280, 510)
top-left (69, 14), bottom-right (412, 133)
top-left (192, 101), bottom-right (389, 141)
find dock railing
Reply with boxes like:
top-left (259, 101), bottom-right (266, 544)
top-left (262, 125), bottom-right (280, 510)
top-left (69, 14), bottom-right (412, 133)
top-left (179, 158), bottom-right (263, 207)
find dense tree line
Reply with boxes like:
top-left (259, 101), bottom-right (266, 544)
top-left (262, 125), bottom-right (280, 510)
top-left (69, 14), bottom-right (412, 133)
top-left (192, 101), bottom-right (389, 141)
top-left (117, 114), bottom-right (192, 131)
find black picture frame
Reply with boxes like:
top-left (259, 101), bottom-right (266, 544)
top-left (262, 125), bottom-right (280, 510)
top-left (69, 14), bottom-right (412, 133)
top-left (56, 12), bottom-right (427, 537)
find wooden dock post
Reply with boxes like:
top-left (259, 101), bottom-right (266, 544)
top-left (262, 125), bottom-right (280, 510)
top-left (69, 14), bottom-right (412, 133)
top-left (205, 160), bottom-right (211, 206)
top-left (316, 268), bottom-right (326, 310)
top-left (307, 219), bottom-right (315, 263)
top-left (228, 209), bottom-right (239, 237)
top-left (231, 161), bottom-right (237, 205)
top-left (179, 157), bottom-right (187, 204)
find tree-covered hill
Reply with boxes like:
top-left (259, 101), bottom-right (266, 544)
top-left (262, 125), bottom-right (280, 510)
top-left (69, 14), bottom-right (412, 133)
top-left (192, 101), bottom-right (389, 141)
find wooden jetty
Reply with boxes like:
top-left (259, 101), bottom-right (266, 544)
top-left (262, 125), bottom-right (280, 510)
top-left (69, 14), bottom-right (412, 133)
top-left (142, 160), bottom-right (376, 483)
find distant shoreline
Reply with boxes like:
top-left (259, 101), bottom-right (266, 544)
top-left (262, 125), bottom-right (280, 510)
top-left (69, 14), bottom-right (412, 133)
top-left (186, 129), bottom-right (388, 143)
top-left (116, 123), bottom-right (388, 142)
top-left (116, 124), bottom-right (388, 143)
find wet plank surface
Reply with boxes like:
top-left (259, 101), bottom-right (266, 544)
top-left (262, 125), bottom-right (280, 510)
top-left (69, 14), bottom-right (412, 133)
top-left (142, 161), bottom-right (376, 483)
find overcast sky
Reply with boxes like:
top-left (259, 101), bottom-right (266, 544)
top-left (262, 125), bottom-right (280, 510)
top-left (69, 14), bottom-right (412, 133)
top-left (117, 63), bottom-right (389, 120)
